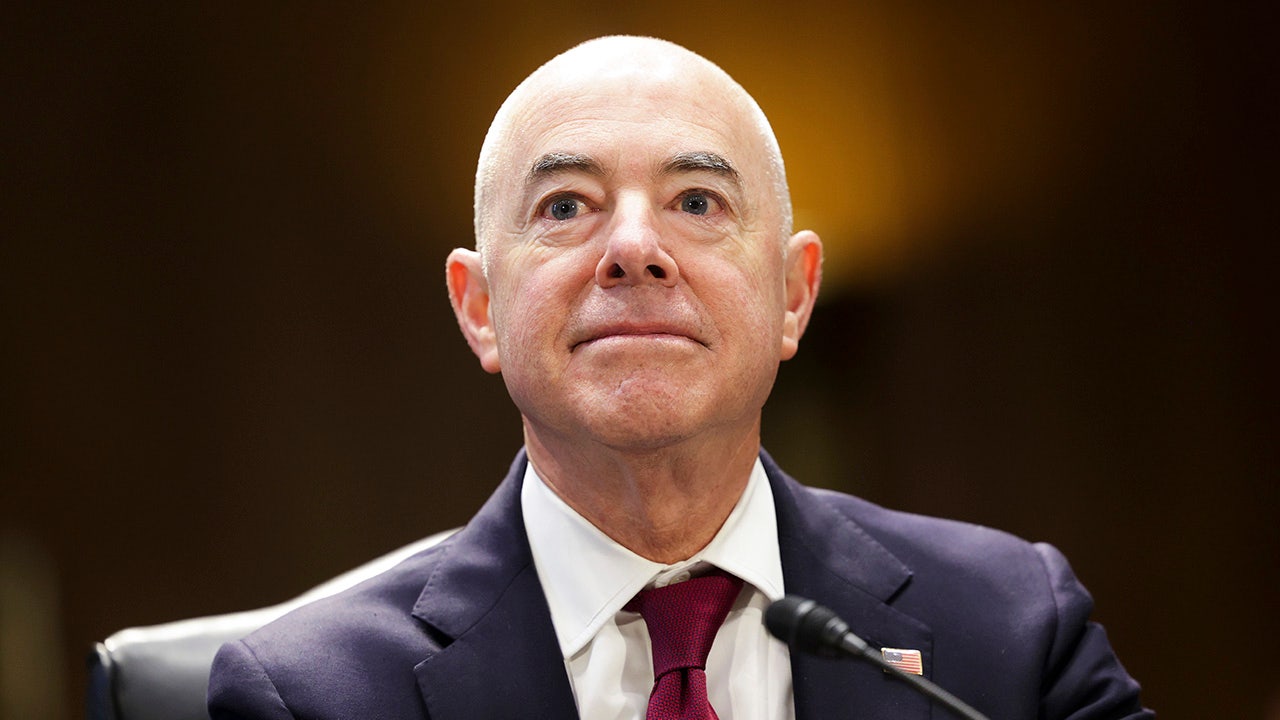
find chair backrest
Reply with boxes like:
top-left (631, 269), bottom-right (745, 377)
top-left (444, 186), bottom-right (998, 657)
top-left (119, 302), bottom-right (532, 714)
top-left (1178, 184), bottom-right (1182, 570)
top-left (86, 528), bottom-right (458, 720)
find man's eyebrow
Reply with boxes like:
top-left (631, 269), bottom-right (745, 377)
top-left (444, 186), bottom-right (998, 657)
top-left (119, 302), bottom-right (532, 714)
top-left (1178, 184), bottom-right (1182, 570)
top-left (661, 152), bottom-right (742, 187)
top-left (527, 152), bottom-right (605, 183)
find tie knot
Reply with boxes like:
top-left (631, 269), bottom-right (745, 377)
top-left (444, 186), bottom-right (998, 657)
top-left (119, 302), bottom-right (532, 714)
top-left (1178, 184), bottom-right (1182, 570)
top-left (628, 570), bottom-right (744, 678)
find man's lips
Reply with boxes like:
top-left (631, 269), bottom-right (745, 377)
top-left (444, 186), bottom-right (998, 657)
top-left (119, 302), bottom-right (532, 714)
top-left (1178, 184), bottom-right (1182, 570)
top-left (570, 322), bottom-right (705, 350)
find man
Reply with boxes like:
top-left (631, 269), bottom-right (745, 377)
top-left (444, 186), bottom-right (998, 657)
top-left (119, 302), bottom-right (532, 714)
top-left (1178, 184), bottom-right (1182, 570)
top-left (209, 36), bottom-right (1152, 719)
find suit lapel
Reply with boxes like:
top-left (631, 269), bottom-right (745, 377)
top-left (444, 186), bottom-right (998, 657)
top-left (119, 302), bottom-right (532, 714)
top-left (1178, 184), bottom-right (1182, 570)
top-left (411, 452), bottom-right (578, 720)
top-left (763, 452), bottom-right (935, 720)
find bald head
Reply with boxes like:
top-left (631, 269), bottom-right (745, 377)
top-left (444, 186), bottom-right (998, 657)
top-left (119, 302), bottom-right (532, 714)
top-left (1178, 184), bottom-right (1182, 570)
top-left (472, 36), bottom-right (792, 258)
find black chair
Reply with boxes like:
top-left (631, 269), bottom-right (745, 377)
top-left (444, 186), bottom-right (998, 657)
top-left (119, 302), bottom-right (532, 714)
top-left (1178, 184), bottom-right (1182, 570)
top-left (86, 529), bottom-right (457, 720)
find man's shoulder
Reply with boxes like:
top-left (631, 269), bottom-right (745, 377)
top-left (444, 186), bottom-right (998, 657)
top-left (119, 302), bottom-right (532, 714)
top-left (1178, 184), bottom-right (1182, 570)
top-left (791, 482), bottom-right (1064, 601)
top-left (236, 536), bottom-right (454, 666)
top-left (779, 476), bottom-right (1151, 718)
top-left (209, 537), bottom-right (461, 718)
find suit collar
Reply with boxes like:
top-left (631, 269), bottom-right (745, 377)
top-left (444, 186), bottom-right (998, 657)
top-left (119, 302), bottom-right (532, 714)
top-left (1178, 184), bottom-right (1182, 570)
top-left (411, 450), bottom-right (578, 719)
top-left (762, 450), bottom-right (935, 720)
top-left (762, 449), bottom-right (912, 604)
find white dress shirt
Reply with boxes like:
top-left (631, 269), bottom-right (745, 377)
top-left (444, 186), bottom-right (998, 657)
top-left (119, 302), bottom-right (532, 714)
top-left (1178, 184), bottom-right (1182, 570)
top-left (521, 458), bottom-right (796, 720)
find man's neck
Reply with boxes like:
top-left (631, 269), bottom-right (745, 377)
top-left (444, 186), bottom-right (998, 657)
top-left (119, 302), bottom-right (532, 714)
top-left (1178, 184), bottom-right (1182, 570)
top-left (522, 423), bottom-right (761, 564)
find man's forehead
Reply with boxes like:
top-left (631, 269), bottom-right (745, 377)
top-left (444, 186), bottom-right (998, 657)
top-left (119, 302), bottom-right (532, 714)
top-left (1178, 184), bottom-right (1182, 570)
top-left (510, 66), bottom-right (736, 134)
top-left (501, 71), bottom-right (757, 178)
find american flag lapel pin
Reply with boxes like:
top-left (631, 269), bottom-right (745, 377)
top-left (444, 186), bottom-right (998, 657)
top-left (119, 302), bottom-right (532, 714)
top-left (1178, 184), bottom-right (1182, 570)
top-left (880, 647), bottom-right (924, 675)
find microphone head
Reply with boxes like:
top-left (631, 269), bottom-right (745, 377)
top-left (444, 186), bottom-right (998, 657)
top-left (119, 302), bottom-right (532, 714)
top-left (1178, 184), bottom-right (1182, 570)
top-left (765, 595), bottom-right (851, 657)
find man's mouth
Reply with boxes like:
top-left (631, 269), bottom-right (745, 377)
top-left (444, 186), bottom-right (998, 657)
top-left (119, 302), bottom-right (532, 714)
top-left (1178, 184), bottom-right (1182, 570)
top-left (571, 322), bottom-right (704, 351)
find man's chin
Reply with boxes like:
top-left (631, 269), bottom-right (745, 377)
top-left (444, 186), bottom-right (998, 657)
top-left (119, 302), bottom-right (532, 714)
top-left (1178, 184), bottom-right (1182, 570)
top-left (570, 399), bottom-right (707, 452)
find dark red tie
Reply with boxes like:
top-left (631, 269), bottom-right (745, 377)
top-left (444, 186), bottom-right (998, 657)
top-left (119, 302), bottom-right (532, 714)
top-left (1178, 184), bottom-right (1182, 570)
top-left (627, 570), bottom-right (744, 720)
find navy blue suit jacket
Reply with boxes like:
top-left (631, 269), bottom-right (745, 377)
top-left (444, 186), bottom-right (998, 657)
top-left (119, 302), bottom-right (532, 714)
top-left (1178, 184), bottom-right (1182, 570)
top-left (208, 450), bottom-right (1152, 719)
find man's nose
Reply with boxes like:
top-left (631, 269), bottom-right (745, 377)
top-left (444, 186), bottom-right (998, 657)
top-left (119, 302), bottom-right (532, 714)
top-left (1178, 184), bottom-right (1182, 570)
top-left (595, 201), bottom-right (680, 288)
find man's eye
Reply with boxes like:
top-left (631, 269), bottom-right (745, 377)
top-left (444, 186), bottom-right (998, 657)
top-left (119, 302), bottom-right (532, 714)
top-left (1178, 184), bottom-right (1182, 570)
top-left (545, 197), bottom-right (585, 221)
top-left (680, 192), bottom-right (713, 216)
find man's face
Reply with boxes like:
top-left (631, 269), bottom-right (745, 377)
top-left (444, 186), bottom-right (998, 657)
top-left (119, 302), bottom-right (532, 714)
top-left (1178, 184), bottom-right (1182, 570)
top-left (463, 54), bottom-right (811, 452)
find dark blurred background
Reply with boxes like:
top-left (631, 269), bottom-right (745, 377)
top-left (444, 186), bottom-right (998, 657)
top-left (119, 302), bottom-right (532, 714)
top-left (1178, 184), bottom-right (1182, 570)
top-left (2, 2), bottom-right (1275, 718)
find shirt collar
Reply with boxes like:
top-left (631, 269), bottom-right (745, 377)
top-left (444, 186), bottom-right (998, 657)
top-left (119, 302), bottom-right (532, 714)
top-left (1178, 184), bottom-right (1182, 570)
top-left (521, 456), bottom-right (784, 659)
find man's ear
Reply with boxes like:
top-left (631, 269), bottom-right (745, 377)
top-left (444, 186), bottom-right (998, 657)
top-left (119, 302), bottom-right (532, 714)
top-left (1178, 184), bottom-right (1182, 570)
top-left (780, 230), bottom-right (823, 361)
top-left (446, 248), bottom-right (501, 374)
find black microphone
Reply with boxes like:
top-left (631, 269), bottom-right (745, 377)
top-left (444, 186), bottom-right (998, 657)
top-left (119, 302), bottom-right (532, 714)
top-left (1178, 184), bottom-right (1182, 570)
top-left (765, 595), bottom-right (991, 720)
